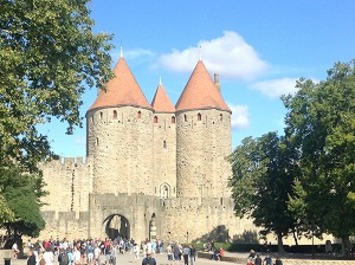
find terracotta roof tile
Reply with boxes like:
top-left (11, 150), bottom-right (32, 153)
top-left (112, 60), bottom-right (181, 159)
top-left (88, 57), bottom-right (152, 111)
top-left (175, 61), bottom-right (231, 113)
top-left (151, 83), bottom-right (175, 113)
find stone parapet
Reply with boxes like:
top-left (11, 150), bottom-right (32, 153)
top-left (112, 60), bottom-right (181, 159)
top-left (0, 250), bottom-right (12, 260)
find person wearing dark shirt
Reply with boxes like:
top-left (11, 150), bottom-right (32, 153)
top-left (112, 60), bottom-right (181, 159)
top-left (142, 252), bottom-right (157, 265)
top-left (27, 247), bottom-right (36, 265)
top-left (254, 254), bottom-right (262, 265)
top-left (263, 254), bottom-right (272, 265)
top-left (275, 257), bottom-right (283, 265)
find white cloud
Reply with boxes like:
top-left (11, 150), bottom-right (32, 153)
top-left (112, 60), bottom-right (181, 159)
top-left (159, 31), bottom-right (268, 80)
top-left (251, 78), bottom-right (298, 99)
top-left (229, 103), bottom-right (249, 129)
top-left (125, 48), bottom-right (156, 60)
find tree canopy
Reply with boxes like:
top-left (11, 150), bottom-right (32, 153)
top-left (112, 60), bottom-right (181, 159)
top-left (0, 0), bottom-right (113, 172)
top-left (229, 133), bottom-right (298, 252)
top-left (0, 0), bottom-right (113, 236)
top-left (0, 167), bottom-right (46, 238)
top-left (229, 59), bottom-right (355, 254)
top-left (283, 60), bottom-right (355, 253)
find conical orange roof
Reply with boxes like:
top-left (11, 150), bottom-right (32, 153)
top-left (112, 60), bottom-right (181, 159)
top-left (151, 82), bottom-right (175, 113)
top-left (88, 57), bottom-right (152, 111)
top-left (175, 60), bottom-right (231, 113)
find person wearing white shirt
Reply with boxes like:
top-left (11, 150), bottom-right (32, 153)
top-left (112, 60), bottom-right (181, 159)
top-left (43, 248), bottom-right (54, 265)
top-left (73, 246), bottom-right (81, 265)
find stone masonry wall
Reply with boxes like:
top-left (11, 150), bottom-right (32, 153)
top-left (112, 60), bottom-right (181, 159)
top-left (88, 193), bottom-right (163, 242)
top-left (87, 106), bottom-right (154, 195)
top-left (160, 197), bottom-right (257, 243)
top-left (176, 109), bottom-right (232, 198)
top-left (39, 211), bottom-right (89, 240)
top-left (41, 157), bottom-right (92, 213)
top-left (153, 112), bottom-right (177, 199)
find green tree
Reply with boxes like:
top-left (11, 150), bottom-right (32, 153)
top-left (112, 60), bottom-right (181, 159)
top-left (0, 194), bottom-right (14, 226)
top-left (229, 132), bottom-right (298, 252)
top-left (0, 166), bottom-right (46, 238)
top-left (283, 60), bottom-right (355, 255)
top-left (0, 0), bottom-right (113, 172)
top-left (0, 0), bottom-right (113, 235)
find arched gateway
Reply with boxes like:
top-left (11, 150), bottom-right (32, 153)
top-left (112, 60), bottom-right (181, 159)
top-left (103, 214), bottom-right (130, 240)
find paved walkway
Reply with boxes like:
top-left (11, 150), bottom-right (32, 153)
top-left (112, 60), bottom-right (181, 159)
top-left (7, 251), bottom-right (355, 265)
top-left (9, 252), bottom-right (243, 265)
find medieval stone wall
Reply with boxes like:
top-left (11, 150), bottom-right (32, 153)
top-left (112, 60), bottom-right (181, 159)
top-left (39, 192), bottom-right (258, 244)
top-left (159, 197), bottom-right (258, 243)
top-left (176, 109), bottom-right (232, 198)
top-left (153, 113), bottom-right (177, 199)
top-left (88, 193), bottom-right (163, 242)
top-left (41, 157), bottom-right (92, 213)
top-left (86, 106), bottom-right (154, 195)
top-left (39, 211), bottom-right (89, 240)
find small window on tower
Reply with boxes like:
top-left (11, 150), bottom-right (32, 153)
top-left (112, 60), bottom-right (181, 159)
top-left (113, 110), bottom-right (117, 119)
top-left (163, 140), bottom-right (167, 149)
top-left (100, 112), bottom-right (103, 119)
top-left (184, 114), bottom-right (187, 122)
top-left (154, 116), bottom-right (158, 123)
top-left (171, 116), bottom-right (175, 124)
top-left (96, 137), bottom-right (99, 146)
top-left (220, 114), bottom-right (223, 121)
top-left (137, 111), bottom-right (142, 119)
top-left (197, 113), bottom-right (202, 121)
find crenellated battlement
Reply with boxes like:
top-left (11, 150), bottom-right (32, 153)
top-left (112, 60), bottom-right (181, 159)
top-left (42, 156), bottom-right (90, 168)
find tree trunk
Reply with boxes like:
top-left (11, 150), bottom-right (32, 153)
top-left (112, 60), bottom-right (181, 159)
top-left (277, 232), bottom-right (285, 253)
top-left (341, 236), bottom-right (351, 257)
top-left (292, 230), bottom-right (298, 246)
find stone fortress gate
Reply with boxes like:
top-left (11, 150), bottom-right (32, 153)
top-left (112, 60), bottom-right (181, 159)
top-left (40, 53), bottom-right (257, 242)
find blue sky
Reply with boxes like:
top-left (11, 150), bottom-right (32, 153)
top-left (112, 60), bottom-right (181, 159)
top-left (43, 0), bottom-right (355, 157)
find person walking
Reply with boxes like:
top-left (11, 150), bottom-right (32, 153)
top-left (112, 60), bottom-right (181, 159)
top-left (263, 254), bottom-right (272, 265)
top-left (110, 243), bottom-right (117, 265)
top-left (142, 252), bottom-right (157, 265)
top-left (43, 247), bottom-right (54, 265)
top-left (254, 254), bottom-right (262, 265)
top-left (12, 242), bottom-right (20, 259)
top-left (182, 245), bottom-right (190, 265)
top-left (27, 247), bottom-right (37, 265)
top-left (167, 244), bottom-right (174, 265)
top-left (275, 257), bottom-right (283, 265)
top-left (188, 245), bottom-right (195, 265)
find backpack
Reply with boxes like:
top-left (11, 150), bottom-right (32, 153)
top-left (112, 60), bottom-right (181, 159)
top-left (59, 252), bottom-right (69, 265)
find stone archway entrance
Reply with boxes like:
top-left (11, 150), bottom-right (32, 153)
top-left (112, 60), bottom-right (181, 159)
top-left (103, 214), bottom-right (130, 240)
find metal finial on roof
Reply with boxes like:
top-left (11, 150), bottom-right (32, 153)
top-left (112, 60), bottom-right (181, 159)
top-left (120, 46), bottom-right (123, 58)
top-left (159, 76), bottom-right (162, 85)
top-left (199, 45), bottom-right (202, 61)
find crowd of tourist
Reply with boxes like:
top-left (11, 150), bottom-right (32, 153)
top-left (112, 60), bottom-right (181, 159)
top-left (246, 249), bottom-right (282, 265)
top-left (18, 237), bottom-right (197, 265)
top-left (23, 237), bottom-right (125, 265)
top-left (7, 236), bottom-right (293, 265)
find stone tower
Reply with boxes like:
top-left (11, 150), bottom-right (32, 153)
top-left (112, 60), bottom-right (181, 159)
top-left (151, 80), bottom-right (177, 199)
top-left (86, 55), bottom-right (154, 195)
top-left (175, 60), bottom-right (232, 198)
